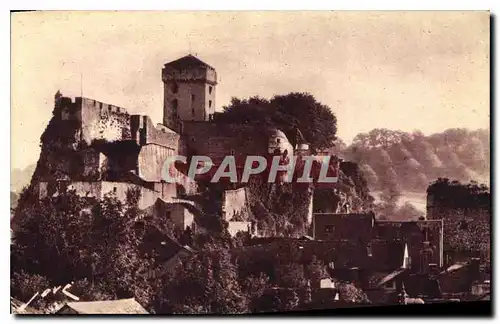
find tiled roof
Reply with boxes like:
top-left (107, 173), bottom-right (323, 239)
top-left (58, 298), bottom-right (148, 314)
top-left (164, 54), bottom-right (215, 70)
top-left (376, 269), bottom-right (406, 287)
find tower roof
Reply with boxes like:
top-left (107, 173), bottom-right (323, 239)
top-left (164, 54), bottom-right (215, 71)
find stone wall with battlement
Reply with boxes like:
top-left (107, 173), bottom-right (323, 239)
top-left (58, 96), bottom-right (132, 145)
top-left (37, 180), bottom-right (177, 210)
top-left (137, 144), bottom-right (176, 182)
top-left (222, 187), bottom-right (249, 222)
top-left (80, 97), bottom-right (131, 144)
top-left (130, 115), bottom-right (179, 150)
top-left (182, 122), bottom-right (270, 166)
top-left (227, 221), bottom-right (251, 237)
top-left (162, 65), bottom-right (217, 84)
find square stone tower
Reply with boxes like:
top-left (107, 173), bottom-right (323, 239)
top-left (162, 54), bottom-right (217, 132)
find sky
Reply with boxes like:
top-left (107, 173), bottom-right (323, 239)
top-left (11, 11), bottom-right (490, 170)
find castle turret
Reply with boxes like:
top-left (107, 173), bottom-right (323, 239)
top-left (295, 128), bottom-right (310, 155)
top-left (162, 54), bottom-right (217, 132)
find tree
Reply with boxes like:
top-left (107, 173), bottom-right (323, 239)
top-left (240, 273), bottom-right (270, 312)
top-left (11, 187), bottom-right (158, 310)
top-left (337, 282), bottom-right (370, 304)
top-left (157, 246), bottom-right (249, 314)
top-left (304, 255), bottom-right (329, 286)
top-left (274, 262), bottom-right (306, 289)
top-left (359, 164), bottom-right (379, 190)
top-left (10, 271), bottom-right (51, 310)
top-left (217, 92), bottom-right (337, 153)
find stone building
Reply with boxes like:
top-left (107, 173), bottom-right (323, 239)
top-left (30, 54), bottom-right (308, 237)
top-left (312, 213), bottom-right (444, 274)
top-left (426, 189), bottom-right (490, 266)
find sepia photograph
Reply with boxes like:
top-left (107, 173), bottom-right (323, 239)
top-left (9, 10), bottom-right (491, 316)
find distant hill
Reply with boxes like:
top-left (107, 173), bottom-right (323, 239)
top-left (343, 128), bottom-right (490, 193)
top-left (372, 190), bottom-right (427, 213)
top-left (11, 163), bottom-right (36, 193)
top-left (340, 128), bottom-right (489, 220)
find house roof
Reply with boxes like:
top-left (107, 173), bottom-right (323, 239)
top-left (376, 268), bottom-right (406, 287)
top-left (439, 262), bottom-right (468, 276)
top-left (58, 298), bottom-right (148, 314)
top-left (11, 297), bottom-right (44, 314)
top-left (478, 292), bottom-right (491, 301)
top-left (164, 54), bottom-right (215, 70)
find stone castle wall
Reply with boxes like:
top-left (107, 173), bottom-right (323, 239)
top-left (79, 97), bottom-right (131, 145)
top-left (182, 122), bottom-right (270, 166)
top-left (222, 187), bottom-right (248, 221)
top-left (130, 115), bottom-right (179, 150)
top-left (38, 180), bottom-right (176, 210)
top-left (427, 204), bottom-right (490, 263)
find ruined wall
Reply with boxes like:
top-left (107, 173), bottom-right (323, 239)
top-left (153, 182), bottom-right (177, 201)
top-left (169, 203), bottom-right (195, 230)
top-left (80, 148), bottom-right (102, 180)
top-left (137, 144), bottom-right (177, 182)
top-left (59, 97), bottom-right (83, 122)
top-left (38, 181), bottom-right (168, 210)
top-left (101, 181), bottom-right (160, 209)
top-left (80, 97), bottom-right (131, 145)
top-left (222, 187), bottom-right (248, 221)
top-left (227, 221), bottom-right (251, 237)
top-left (427, 205), bottom-right (490, 263)
top-left (182, 122), bottom-right (269, 166)
top-left (130, 115), bottom-right (179, 150)
top-left (37, 181), bottom-right (102, 199)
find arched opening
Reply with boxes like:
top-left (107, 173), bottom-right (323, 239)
top-left (171, 82), bottom-right (179, 94)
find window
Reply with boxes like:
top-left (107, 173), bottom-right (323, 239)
top-left (192, 107), bottom-right (195, 118)
top-left (209, 86), bottom-right (213, 94)
top-left (230, 149), bottom-right (235, 155)
top-left (325, 225), bottom-right (335, 234)
top-left (209, 100), bottom-right (212, 108)
top-left (171, 99), bottom-right (178, 112)
top-left (113, 187), bottom-right (117, 194)
top-left (277, 138), bottom-right (281, 143)
top-left (191, 94), bottom-right (196, 101)
top-left (108, 106), bottom-right (112, 112)
top-left (117, 107), bottom-right (120, 113)
top-left (367, 243), bottom-right (373, 257)
top-left (171, 83), bottom-right (179, 93)
top-left (99, 102), bottom-right (103, 109)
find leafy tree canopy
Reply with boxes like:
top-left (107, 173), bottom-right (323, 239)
top-left (215, 92), bottom-right (337, 153)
